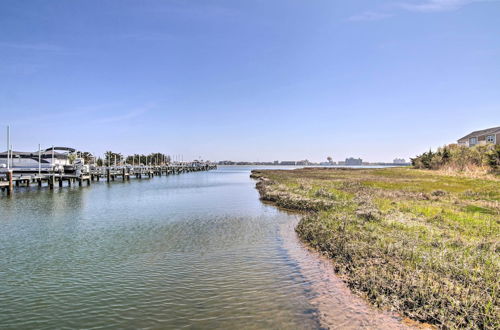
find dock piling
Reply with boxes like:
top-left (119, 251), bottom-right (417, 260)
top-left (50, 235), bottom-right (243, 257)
top-left (7, 170), bottom-right (13, 196)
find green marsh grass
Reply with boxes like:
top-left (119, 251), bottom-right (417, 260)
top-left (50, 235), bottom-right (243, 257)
top-left (252, 168), bottom-right (499, 329)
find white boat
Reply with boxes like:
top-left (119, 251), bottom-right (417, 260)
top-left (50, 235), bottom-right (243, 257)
top-left (0, 147), bottom-right (76, 173)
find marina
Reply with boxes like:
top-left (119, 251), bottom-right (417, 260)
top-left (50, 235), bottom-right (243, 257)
top-left (1, 126), bottom-right (216, 196)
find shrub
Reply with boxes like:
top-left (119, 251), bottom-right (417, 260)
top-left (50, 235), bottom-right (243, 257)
top-left (412, 144), bottom-right (499, 173)
top-left (487, 145), bottom-right (500, 172)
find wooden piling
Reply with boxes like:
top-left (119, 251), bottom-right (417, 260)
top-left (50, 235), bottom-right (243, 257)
top-left (7, 170), bottom-right (13, 196)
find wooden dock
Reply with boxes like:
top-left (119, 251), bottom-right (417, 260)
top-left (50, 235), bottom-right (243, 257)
top-left (0, 163), bottom-right (217, 196)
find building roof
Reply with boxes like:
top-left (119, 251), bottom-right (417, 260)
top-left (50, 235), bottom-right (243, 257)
top-left (458, 126), bottom-right (500, 142)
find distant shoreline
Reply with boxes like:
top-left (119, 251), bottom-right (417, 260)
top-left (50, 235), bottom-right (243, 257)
top-left (218, 164), bottom-right (411, 168)
top-left (218, 163), bottom-right (411, 167)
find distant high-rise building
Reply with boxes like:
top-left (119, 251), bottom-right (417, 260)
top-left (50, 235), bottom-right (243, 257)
top-left (345, 157), bottom-right (363, 166)
top-left (393, 158), bottom-right (406, 164)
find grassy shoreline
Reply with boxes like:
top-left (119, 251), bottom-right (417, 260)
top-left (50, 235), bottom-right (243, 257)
top-left (251, 168), bottom-right (499, 329)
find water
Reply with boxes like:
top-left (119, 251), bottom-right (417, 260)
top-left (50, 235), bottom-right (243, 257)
top-left (0, 166), bottom-right (408, 329)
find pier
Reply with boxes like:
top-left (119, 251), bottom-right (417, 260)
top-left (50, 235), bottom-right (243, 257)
top-left (0, 163), bottom-right (217, 196)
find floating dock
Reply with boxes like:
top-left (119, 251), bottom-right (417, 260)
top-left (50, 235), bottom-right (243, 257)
top-left (0, 163), bottom-right (217, 196)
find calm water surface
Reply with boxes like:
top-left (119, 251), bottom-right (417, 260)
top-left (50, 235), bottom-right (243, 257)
top-left (1, 166), bottom-right (323, 329)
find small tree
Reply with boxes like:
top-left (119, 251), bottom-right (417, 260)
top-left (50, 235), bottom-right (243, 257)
top-left (440, 146), bottom-right (451, 164)
top-left (104, 151), bottom-right (122, 166)
top-left (79, 151), bottom-right (94, 164)
top-left (487, 145), bottom-right (500, 172)
top-left (420, 150), bottom-right (435, 169)
top-left (68, 153), bottom-right (76, 164)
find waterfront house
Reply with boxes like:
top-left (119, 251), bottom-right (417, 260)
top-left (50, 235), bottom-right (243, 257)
top-left (457, 127), bottom-right (500, 147)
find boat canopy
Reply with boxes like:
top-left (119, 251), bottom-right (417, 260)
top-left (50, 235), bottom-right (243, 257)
top-left (1, 146), bottom-right (75, 159)
top-left (44, 147), bottom-right (76, 153)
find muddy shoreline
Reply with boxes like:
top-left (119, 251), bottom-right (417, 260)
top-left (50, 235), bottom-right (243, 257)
top-left (278, 215), bottom-right (419, 329)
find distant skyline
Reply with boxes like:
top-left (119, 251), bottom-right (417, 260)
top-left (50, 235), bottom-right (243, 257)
top-left (1, 0), bottom-right (499, 162)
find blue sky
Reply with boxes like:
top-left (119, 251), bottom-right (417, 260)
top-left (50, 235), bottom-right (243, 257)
top-left (1, 0), bottom-right (499, 162)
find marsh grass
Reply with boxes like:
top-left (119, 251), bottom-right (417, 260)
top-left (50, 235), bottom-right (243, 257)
top-left (252, 168), bottom-right (499, 329)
